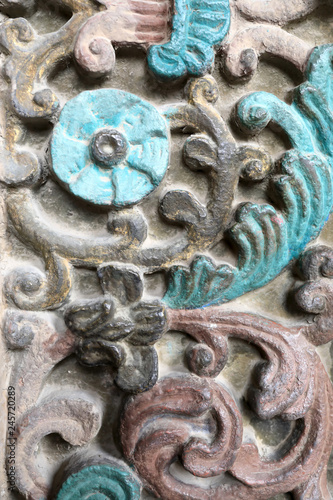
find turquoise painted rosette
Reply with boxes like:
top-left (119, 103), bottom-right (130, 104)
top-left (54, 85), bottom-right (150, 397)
top-left (51, 89), bottom-right (170, 207)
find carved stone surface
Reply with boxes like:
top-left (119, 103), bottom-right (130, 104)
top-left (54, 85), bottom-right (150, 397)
top-left (0, 0), bottom-right (332, 499)
top-left (51, 88), bottom-right (170, 206)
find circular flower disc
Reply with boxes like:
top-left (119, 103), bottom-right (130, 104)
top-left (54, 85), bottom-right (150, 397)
top-left (51, 89), bottom-right (170, 207)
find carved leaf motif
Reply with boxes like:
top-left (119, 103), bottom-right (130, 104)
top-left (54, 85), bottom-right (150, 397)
top-left (295, 245), bottom-right (333, 345)
top-left (5, 251), bottom-right (72, 311)
top-left (121, 374), bottom-right (243, 480)
top-left (147, 0), bottom-right (231, 80)
top-left (164, 45), bottom-right (333, 308)
top-left (168, 309), bottom-right (318, 419)
top-left (120, 370), bottom-right (333, 499)
top-left (97, 264), bottom-right (143, 305)
top-left (121, 313), bottom-right (333, 499)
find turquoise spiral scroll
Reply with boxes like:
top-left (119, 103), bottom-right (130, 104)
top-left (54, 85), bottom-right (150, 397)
top-left (56, 464), bottom-right (141, 499)
top-left (164, 44), bottom-right (333, 309)
top-left (147, 0), bottom-right (230, 81)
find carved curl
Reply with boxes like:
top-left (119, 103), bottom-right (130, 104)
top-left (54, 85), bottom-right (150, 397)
top-left (295, 245), bottom-right (333, 345)
top-left (55, 453), bottom-right (141, 499)
top-left (4, 310), bottom-right (76, 417)
top-left (169, 309), bottom-right (317, 419)
top-left (121, 366), bottom-right (333, 499)
top-left (14, 392), bottom-right (102, 499)
top-left (224, 25), bottom-right (312, 80)
top-left (74, 0), bottom-right (170, 78)
top-left (121, 374), bottom-right (242, 481)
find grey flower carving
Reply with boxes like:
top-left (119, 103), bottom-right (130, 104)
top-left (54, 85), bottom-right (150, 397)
top-left (64, 264), bottom-right (167, 393)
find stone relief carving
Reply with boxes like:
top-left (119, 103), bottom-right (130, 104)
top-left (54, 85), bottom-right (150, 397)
top-left (0, 0), bottom-right (332, 498)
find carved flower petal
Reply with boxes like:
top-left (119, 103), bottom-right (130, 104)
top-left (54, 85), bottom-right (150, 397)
top-left (77, 338), bottom-right (125, 368)
top-left (65, 297), bottom-right (114, 335)
top-left (130, 301), bottom-right (167, 345)
top-left (98, 264), bottom-right (143, 305)
top-left (51, 89), bottom-right (170, 207)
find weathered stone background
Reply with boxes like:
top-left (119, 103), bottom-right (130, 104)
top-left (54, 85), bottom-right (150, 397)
top-left (0, 1), bottom-right (332, 498)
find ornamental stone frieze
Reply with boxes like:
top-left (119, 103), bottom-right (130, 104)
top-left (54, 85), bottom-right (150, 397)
top-left (0, 0), bottom-right (332, 499)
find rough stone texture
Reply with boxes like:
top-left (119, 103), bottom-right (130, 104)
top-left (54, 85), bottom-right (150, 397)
top-left (0, 0), bottom-right (332, 499)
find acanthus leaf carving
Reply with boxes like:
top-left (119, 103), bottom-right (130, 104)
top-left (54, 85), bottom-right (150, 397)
top-left (164, 44), bottom-right (333, 309)
top-left (121, 306), bottom-right (333, 499)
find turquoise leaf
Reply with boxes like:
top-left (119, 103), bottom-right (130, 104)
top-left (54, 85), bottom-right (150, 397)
top-left (164, 44), bottom-right (333, 309)
top-left (147, 0), bottom-right (230, 81)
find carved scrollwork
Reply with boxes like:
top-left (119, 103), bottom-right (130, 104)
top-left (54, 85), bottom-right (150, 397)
top-left (121, 309), bottom-right (333, 499)
top-left (13, 391), bottom-right (103, 499)
top-left (224, 25), bottom-right (312, 79)
top-left (0, 11), bottom-right (94, 121)
top-left (4, 310), bottom-right (76, 417)
top-left (1, 1), bottom-right (332, 497)
top-left (224, 0), bottom-right (328, 81)
top-left (74, 0), bottom-right (171, 78)
top-left (5, 251), bottom-right (72, 310)
top-left (168, 309), bottom-right (318, 419)
top-left (5, 75), bottom-right (272, 312)
top-left (121, 375), bottom-right (243, 482)
top-left (164, 44), bottom-right (333, 308)
top-left (0, 104), bottom-right (41, 186)
top-left (74, 0), bottom-right (231, 81)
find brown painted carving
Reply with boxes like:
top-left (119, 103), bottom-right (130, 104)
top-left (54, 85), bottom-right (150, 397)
top-left (121, 300), bottom-right (333, 499)
top-left (0, 0), bottom-right (332, 495)
top-left (121, 375), bottom-right (243, 478)
top-left (169, 309), bottom-right (317, 419)
top-left (295, 245), bottom-right (333, 345)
